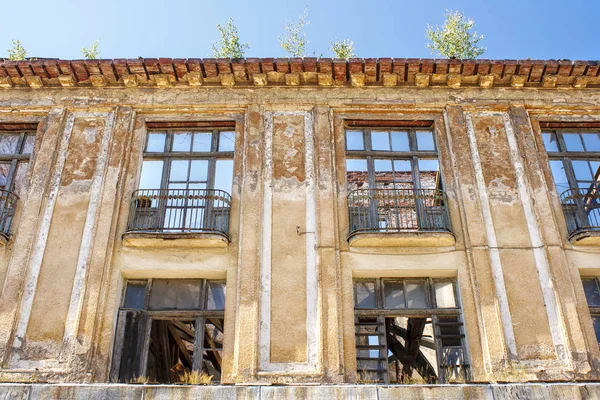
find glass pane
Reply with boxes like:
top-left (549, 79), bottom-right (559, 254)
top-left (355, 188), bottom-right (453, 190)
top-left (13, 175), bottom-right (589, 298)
top-left (416, 131), bottom-right (435, 151)
top-left (418, 159), bottom-right (440, 190)
top-left (346, 159), bottom-right (369, 190)
top-left (346, 131), bottom-right (364, 150)
top-left (139, 160), bottom-right (163, 190)
top-left (549, 160), bottom-right (569, 194)
top-left (384, 281), bottom-right (405, 308)
top-left (172, 132), bottom-right (193, 152)
top-left (582, 133), bottom-right (600, 152)
top-left (391, 131), bottom-right (409, 151)
top-left (542, 132), bottom-right (559, 152)
top-left (169, 160), bottom-right (189, 181)
top-left (22, 134), bottom-right (35, 155)
top-left (189, 160), bottom-right (208, 181)
top-left (583, 279), bottom-right (600, 307)
top-left (371, 131), bottom-right (390, 151)
top-left (572, 160), bottom-right (593, 181)
top-left (0, 134), bottom-right (19, 155)
top-left (374, 159), bottom-right (393, 172)
top-left (207, 281), bottom-right (226, 309)
top-left (219, 131), bottom-right (235, 152)
top-left (563, 133), bottom-right (584, 151)
top-left (405, 281), bottom-right (428, 308)
top-left (149, 279), bottom-right (202, 310)
top-left (146, 132), bottom-right (166, 152)
top-left (393, 160), bottom-right (413, 186)
top-left (592, 316), bottom-right (600, 345)
top-left (434, 281), bottom-right (456, 308)
top-left (214, 159), bottom-right (234, 193)
top-left (123, 282), bottom-right (146, 309)
top-left (193, 132), bottom-right (212, 152)
top-left (355, 281), bottom-right (376, 308)
top-left (374, 159), bottom-right (393, 188)
top-left (591, 162), bottom-right (600, 180)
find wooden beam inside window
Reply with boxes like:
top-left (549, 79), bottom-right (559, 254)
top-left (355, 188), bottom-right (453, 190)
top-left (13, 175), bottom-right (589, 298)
top-left (539, 121), bottom-right (600, 129)
top-left (0, 123), bottom-right (38, 131)
top-left (345, 120), bottom-right (434, 128)
top-left (146, 121), bottom-right (236, 129)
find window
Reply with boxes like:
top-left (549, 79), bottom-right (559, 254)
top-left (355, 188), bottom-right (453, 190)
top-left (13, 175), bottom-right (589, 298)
top-left (353, 278), bottom-right (469, 384)
top-left (582, 277), bottom-right (600, 346)
top-left (543, 131), bottom-right (600, 237)
top-left (111, 279), bottom-right (226, 383)
top-left (0, 131), bottom-right (34, 238)
top-left (128, 129), bottom-right (235, 236)
top-left (345, 128), bottom-right (450, 235)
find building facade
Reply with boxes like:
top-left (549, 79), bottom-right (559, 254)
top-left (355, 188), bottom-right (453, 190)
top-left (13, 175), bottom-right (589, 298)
top-left (0, 57), bottom-right (599, 397)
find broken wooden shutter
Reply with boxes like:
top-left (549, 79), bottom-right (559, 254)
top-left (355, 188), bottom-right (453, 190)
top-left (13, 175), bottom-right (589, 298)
top-left (110, 310), bottom-right (148, 383)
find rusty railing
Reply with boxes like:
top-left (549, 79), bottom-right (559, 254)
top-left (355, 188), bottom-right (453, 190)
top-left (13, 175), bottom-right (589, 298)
top-left (348, 188), bottom-right (451, 237)
top-left (127, 189), bottom-right (231, 239)
top-left (560, 188), bottom-right (600, 239)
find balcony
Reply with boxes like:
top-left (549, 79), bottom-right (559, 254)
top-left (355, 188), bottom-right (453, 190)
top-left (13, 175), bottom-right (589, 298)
top-left (0, 189), bottom-right (18, 244)
top-left (122, 189), bottom-right (231, 248)
top-left (560, 188), bottom-right (600, 245)
top-left (347, 188), bottom-right (454, 247)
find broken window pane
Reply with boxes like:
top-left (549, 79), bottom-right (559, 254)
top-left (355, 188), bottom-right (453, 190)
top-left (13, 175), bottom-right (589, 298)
top-left (416, 131), bottom-right (435, 151)
top-left (405, 281), bottom-right (428, 308)
top-left (542, 132), bottom-right (559, 152)
top-left (149, 279), bottom-right (202, 310)
top-left (384, 281), bottom-right (405, 309)
top-left (0, 134), bottom-right (19, 155)
top-left (418, 159), bottom-right (439, 190)
top-left (146, 132), bottom-right (166, 152)
top-left (123, 282), bottom-right (146, 310)
top-left (346, 159), bottom-right (369, 190)
top-left (193, 132), bottom-right (212, 152)
top-left (355, 281), bottom-right (377, 308)
top-left (583, 278), bottom-right (600, 307)
top-left (147, 319), bottom-right (197, 383)
top-left (434, 281), bottom-right (456, 308)
top-left (206, 281), bottom-right (226, 310)
top-left (172, 132), bottom-right (193, 152)
top-left (201, 318), bottom-right (224, 382)
top-left (346, 131), bottom-right (364, 151)
top-left (218, 131), bottom-right (235, 152)
top-left (0, 163), bottom-right (10, 189)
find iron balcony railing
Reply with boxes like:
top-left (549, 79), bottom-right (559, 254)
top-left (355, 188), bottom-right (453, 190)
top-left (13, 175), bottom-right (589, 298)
top-left (348, 188), bottom-right (451, 237)
top-left (0, 189), bottom-right (18, 239)
top-left (560, 188), bottom-right (600, 239)
top-left (127, 189), bottom-right (231, 239)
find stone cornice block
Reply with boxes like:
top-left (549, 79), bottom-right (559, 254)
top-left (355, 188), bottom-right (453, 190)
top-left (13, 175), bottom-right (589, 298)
top-left (266, 71), bottom-right (285, 84)
top-left (185, 72), bottom-right (203, 86)
top-left (350, 73), bottom-right (365, 87)
top-left (318, 73), bottom-right (333, 86)
top-left (447, 74), bottom-right (462, 88)
top-left (0, 76), bottom-right (13, 88)
top-left (25, 76), bottom-right (43, 88)
top-left (510, 75), bottom-right (527, 88)
top-left (478, 75), bottom-right (494, 88)
top-left (58, 74), bottom-right (76, 87)
top-left (542, 75), bottom-right (558, 88)
top-left (285, 73), bottom-right (300, 86)
top-left (382, 72), bottom-right (398, 87)
top-left (153, 74), bottom-right (172, 87)
top-left (253, 73), bottom-right (267, 86)
top-left (90, 74), bottom-right (107, 87)
top-left (415, 73), bottom-right (430, 88)
top-left (220, 73), bottom-right (235, 87)
top-left (573, 76), bottom-right (590, 88)
top-left (122, 74), bottom-right (139, 87)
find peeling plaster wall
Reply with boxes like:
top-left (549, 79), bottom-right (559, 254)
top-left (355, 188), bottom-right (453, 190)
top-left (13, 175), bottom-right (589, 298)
top-left (0, 86), bottom-right (597, 386)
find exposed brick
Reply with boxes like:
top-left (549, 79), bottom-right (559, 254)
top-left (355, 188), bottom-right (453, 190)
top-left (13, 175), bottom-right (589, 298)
top-left (545, 60), bottom-right (559, 75)
top-left (502, 61), bottom-right (517, 78)
top-left (434, 60), bottom-right (449, 74)
top-left (348, 58), bottom-right (363, 75)
top-left (527, 61), bottom-right (543, 82)
top-left (126, 59), bottom-right (146, 77)
top-left (333, 60), bottom-right (347, 83)
top-left (216, 61), bottom-right (232, 75)
top-left (203, 59), bottom-right (219, 77)
top-left (187, 59), bottom-right (203, 73)
top-left (30, 61), bottom-right (49, 79)
top-left (318, 58), bottom-right (333, 73)
top-left (246, 58), bottom-right (261, 74)
top-left (476, 60), bottom-right (491, 75)
top-left (289, 58), bottom-right (303, 73)
top-left (490, 61), bottom-right (504, 77)
top-left (392, 59), bottom-right (407, 81)
top-left (99, 61), bottom-right (117, 83)
top-left (421, 60), bottom-right (434, 75)
top-left (275, 59), bottom-right (290, 73)
top-left (16, 61), bottom-right (34, 76)
top-left (448, 59), bottom-right (461, 74)
top-left (260, 58), bottom-right (275, 73)
top-left (303, 57), bottom-right (317, 72)
top-left (571, 61), bottom-right (588, 77)
top-left (558, 60), bottom-right (573, 76)
top-left (143, 58), bottom-right (160, 75)
top-left (461, 60), bottom-right (476, 76)
top-left (173, 59), bottom-right (189, 79)
top-left (84, 60), bottom-right (101, 75)
top-left (112, 59), bottom-right (130, 79)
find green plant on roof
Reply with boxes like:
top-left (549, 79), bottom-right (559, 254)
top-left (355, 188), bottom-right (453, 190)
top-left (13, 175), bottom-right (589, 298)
top-left (280, 7), bottom-right (310, 57)
top-left (331, 38), bottom-right (355, 59)
top-left (7, 40), bottom-right (27, 61)
top-left (211, 18), bottom-right (250, 59)
top-left (426, 10), bottom-right (486, 59)
top-left (81, 39), bottom-right (100, 60)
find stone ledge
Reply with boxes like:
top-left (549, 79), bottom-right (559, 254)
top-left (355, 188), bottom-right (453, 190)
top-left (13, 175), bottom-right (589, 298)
top-left (348, 231), bottom-right (456, 248)
top-left (1, 383), bottom-right (600, 400)
top-left (569, 230), bottom-right (600, 246)
top-left (122, 232), bottom-right (229, 248)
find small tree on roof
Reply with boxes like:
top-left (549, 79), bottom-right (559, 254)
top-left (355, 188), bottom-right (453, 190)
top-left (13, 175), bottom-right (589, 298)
top-left (81, 39), bottom-right (100, 60)
top-left (330, 39), bottom-right (355, 59)
top-left (7, 40), bottom-right (27, 61)
top-left (211, 18), bottom-right (250, 59)
top-left (280, 7), bottom-right (310, 57)
top-left (426, 10), bottom-right (486, 59)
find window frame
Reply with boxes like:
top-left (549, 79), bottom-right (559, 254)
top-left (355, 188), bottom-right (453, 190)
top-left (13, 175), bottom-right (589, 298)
top-left (353, 277), bottom-right (469, 384)
top-left (141, 128), bottom-right (235, 192)
top-left (581, 276), bottom-right (600, 346)
top-left (0, 130), bottom-right (35, 194)
top-left (111, 278), bottom-right (226, 383)
top-left (345, 127), bottom-right (441, 190)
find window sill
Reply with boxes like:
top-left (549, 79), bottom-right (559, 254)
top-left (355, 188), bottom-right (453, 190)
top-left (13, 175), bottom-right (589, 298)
top-left (348, 231), bottom-right (455, 248)
top-left (568, 229), bottom-right (600, 246)
top-left (122, 231), bottom-right (229, 248)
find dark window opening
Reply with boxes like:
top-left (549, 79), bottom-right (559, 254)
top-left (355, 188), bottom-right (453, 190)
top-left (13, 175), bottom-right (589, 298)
top-left (354, 278), bottom-right (469, 384)
top-left (581, 277), bottom-right (600, 346)
top-left (111, 279), bottom-right (226, 384)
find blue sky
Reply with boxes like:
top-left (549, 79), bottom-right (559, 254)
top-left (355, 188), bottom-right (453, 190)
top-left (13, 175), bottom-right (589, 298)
top-left (0, 0), bottom-right (597, 60)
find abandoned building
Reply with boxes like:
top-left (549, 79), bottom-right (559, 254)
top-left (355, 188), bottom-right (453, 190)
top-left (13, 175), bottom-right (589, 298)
top-left (0, 57), bottom-right (598, 398)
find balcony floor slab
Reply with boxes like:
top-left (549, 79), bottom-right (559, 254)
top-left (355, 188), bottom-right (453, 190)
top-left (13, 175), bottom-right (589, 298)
top-left (122, 232), bottom-right (229, 248)
top-left (348, 231), bottom-right (455, 248)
